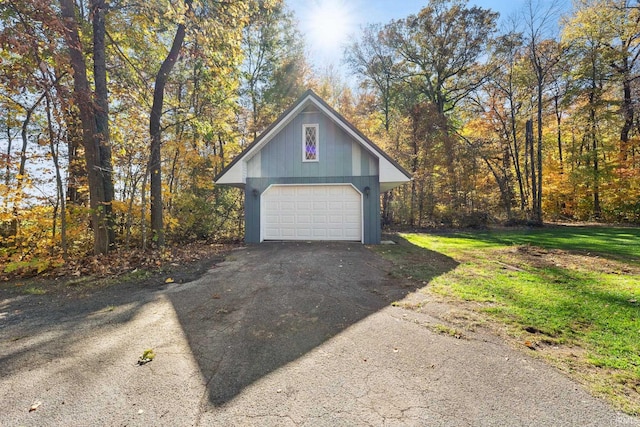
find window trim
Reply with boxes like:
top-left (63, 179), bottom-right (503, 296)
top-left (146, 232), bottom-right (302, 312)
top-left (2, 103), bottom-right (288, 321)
top-left (302, 124), bottom-right (319, 162)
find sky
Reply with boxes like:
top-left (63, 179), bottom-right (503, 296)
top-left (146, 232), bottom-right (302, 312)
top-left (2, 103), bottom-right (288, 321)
top-left (286, 0), bottom-right (570, 75)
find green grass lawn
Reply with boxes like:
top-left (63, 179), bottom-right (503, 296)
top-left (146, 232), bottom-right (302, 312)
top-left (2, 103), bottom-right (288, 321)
top-left (374, 226), bottom-right (640, 415)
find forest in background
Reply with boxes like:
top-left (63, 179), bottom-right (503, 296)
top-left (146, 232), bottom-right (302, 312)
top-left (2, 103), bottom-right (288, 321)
top-left (1, 0), bottom-right (639, 275)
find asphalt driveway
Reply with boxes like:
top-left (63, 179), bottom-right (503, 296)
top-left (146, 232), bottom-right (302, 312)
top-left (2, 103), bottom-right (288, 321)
top-left (1, 242), bottom-right (638, 426)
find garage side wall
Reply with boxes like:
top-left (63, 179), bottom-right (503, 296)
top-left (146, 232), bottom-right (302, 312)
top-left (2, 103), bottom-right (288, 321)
top-left (245, 177), bottom-right (381, 244)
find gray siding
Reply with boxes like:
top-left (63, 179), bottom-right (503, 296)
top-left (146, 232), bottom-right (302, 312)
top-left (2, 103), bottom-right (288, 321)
top-left (243, 107), bottom-right (382, 245)
top-left (247, 111), bottom-right (378, 178)
top-left (245, 176), bottom-right (381, 244)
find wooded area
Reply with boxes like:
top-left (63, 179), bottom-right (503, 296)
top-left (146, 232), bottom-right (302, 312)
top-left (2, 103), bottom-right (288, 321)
top-left (1, 0), bottom-right (639, 274)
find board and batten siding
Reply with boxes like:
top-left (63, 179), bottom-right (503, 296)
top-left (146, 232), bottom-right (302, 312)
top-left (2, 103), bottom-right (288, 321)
top-left (245, 177), bottom-right (380, 244)
top-left (243, 106), bottom-right (382, 244)
top-left (245, 109), bottom-right (379, 179)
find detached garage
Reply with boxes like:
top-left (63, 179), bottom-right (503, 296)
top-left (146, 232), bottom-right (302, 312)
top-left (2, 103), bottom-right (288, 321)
top-left (214, 90), bottom-right (411, 244)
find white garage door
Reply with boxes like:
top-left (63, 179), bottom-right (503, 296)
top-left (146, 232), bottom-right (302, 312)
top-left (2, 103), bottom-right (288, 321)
top-left (261, 184), bottom-right (362, 242)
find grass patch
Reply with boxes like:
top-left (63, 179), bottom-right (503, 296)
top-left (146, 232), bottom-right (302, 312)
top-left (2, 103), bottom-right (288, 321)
top-left (423, 226), bottom-right (640, 262)
top-left (66, 276), bottom-right (96, 287)
top-left (430, 323), bottom-right (465, 339)
top-left (22, 286), bottom-right (47, 295)
top-left (374, 227), bottom-right (640, 415)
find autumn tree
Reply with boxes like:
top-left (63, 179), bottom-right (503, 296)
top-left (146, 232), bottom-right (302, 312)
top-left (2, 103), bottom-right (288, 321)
top-left (600, 0), bottom-right (640, 156)
top-left (345, 23), bottom-right (402, 133)
top-left (563, 0), bottom-right (620, 219)
top-left (59, 0), bottom-right (116, 254)
top-left (461, 32), bottom-right (527, 221)
top-left (385, 0), bottom-right (498, 210)
top-left (522, 0), bottom-right (562, 224)
top-left (240, 1), bottom-right (308, 141)
top-left (148, 0), bottom-right (193, 247)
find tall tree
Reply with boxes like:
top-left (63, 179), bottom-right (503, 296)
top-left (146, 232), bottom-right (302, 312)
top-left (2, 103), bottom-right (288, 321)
top-left (523, 0), bottom-right (561, 224)
top-left (563, 0), bottom-right (618, 219)
top-left (92, 0), bottom-right (116, 247)
top-left (590, 0), bottom-right (640, 158)
top-left (59, 0), bottom-right (115, 254)
top-left (345, 23), bottom-right (401, 132)
top-left (149, 0), bottom-right (193, 247)
top-left (385, 0), bottom-right (498, 207)
top-left (240, 1), bottom-right (308, 140)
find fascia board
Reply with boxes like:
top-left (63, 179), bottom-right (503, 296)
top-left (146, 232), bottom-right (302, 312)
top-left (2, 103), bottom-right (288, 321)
top-left (240, 97), bottom-right (310, 163)
top-left (214, 94), bottom-right (313, 185)
top-left (215, 160), bottom-right (244, 185)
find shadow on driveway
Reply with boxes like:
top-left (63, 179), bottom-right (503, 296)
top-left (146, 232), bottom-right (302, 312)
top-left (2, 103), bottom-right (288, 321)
top-left (165, 240), bottom-right (458, 406)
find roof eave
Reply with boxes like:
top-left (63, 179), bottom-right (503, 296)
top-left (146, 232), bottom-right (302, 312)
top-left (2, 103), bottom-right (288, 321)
top-left (215, 89), bottom-right (412, 185)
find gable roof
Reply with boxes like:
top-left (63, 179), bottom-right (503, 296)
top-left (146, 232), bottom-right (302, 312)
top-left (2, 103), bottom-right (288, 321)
top-left (214, 89), bottom-right (411, 192)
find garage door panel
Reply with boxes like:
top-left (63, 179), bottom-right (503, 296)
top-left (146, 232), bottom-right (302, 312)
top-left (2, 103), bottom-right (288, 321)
top-left (313, 229), bottom-right (327, 237)
top-left (262, 185), bottom-right (362, 242)
top-left (328, 214), bottom-right (342, 224)
top-left (281, 230), bottom-right (296, 238)
top-left (280, 215), bottom-right (295, 225)
top-left (296, 229), bottom-right (311, 237)
top-left (328, 229), bottom-right (345, 238)
top-left (328, 201), bottom-right (344, 211)
top-left (265, 227), bottom-right (281, 236)
top-left (297, 214), bottom-right (312, 224)
top-left (313, 215), bottom-right (327, 224)
top-left (327, 187), bottom-right (344, 196)
top-left (344, 215), bottom-right (360, 225)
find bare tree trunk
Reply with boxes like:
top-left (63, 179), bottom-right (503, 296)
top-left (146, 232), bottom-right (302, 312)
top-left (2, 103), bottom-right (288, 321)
top-left (554, 94), bottom-right (563, 173)
top-left (502, 141), bottom-right (513, 220)
top-left (536, 80), bottom-right (543, 224)
top-left (589, 77), bottom-right (601, 219)
top-left (410, 131), bottom-right (418, 227)
top-left (141, 166), bottom-right (149, 250)
top-left (4, 110), bottom-right (12, 187)
top-left (92, 0), bottom-right (116, 248)
top-left (149, 0), bottom-right (192, 247)
top-left (381, 191), bottom-right (392, 227)
top-left (620, 76), bottom-right (633, 159)
top-left (509, 96), bottom-right (526, 211)
top-left (66, 109), bottom-right (83, 204)
top-left (45, 92), bottom-right (68, 260)
top-left (59, 0), bottom-right (111, 254)
top-left (526, 119), bottom-right (536, 220)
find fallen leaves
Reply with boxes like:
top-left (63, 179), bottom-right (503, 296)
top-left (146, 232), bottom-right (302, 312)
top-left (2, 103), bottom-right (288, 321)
top-left (138, 349), bottom-right (156, 365)
top-left (1, 243), bottom-right (236, 282)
